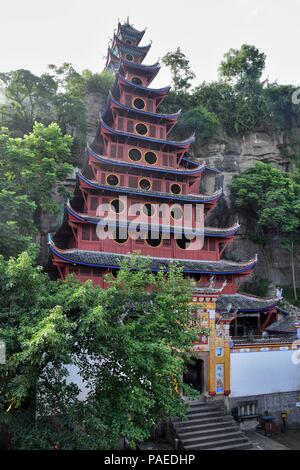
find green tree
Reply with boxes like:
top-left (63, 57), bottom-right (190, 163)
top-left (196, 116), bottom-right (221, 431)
top-left (218, 44), bottom-right (269, 135)
top-left (162, 47), bottom-right (195, 94)
top-left (0, 253), bottom-right (199, 449)
top-left (0, 123), bottom-right (73, 257)
top-left (178, 106), bottom-right (220, 144)
top-left (219, 44), bottom-right (266, 82)
top-left (230, 162), bottom-right (300, 300)
top-left (0, 70), bottom-right (56, 135)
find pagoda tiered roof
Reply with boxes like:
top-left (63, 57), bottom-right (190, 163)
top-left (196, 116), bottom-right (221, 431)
top-left (117, 21), bottom-right (146, 42)
top-left (216, 293), bottom-right (281, 313)
top-left (48, 236), bottom-right (257, 275)
top-left (112, 73), bottom-right (170, 98)
top-left (65, 202), bottom-right (240, 238)
top-left (118, 59), bottom-right (160, 83)
top-left (77, 171), bottom-right (221, 204)
top-left (113, 36), bottom-right (151, 55)
top-left (87, 146), bottom-right (205, 176)
top-left (99, 118), bottom-right (195, 150)
top-left (104, 92), bottom-right (180, 123)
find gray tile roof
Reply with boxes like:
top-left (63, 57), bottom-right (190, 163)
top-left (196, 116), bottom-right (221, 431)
top-left (49, 240), bottom-right (257, 275)
top-left (217, 293), bottom-right (280, 313)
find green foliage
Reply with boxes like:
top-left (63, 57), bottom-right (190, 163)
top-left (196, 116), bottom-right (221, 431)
top-left (0, 123), bottom-right (73, 257)
top-left (0, 69), bottom-right (56, 135)
top-left (0, 253), bottom-right (198, 449)
top-left (219, 44), bottom-right (266, 82)
top-left (81, 69), bottom-right (114, 94)
top-left (229, 162), bottom-right (300, 239)
top-left (162, 47), bottom-right (195, 94)
top-left (178, 106), bottom-right (220, 143)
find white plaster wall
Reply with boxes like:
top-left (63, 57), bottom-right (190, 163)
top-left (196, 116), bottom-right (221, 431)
top-left (230, 350), bottom-right (300, 397)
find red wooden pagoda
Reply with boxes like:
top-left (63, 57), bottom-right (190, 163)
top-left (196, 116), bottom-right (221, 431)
top-left (49, 19), bottom-right (281, 333)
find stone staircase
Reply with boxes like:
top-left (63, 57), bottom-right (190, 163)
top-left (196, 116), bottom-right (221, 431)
top-left (173, 400), bottom-right (253, 450)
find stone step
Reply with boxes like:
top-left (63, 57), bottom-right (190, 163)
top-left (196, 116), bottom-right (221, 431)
top-left (186, 410), bottom-right (226, 420)
top-left (184, 435), bottom-right (250, 450)
top-left (187, 405), bottom-right (225, 414)
top-left (177, 423), bottom-right (240, 439)
top-left (174, 415), bottom-right (233, 429)
top-left (180, 430), bottom-right (246, 445)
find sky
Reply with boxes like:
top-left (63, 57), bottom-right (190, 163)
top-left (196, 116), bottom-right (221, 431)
top-left (0, 0), bottom-right (299, 88)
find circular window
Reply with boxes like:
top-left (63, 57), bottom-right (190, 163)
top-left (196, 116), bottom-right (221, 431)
top-left (139, 179), bottom-right (151, 190)
top-left (113, 228), bottom-right (128, 244)
top-left (170, 183), bottom-right (181, 195)
top-left (132, 77), bottom-right (142, 86)
top-left (146, 232), bottom-right (162, 247)
top-left (106, 174), bottom-right (119, 186)
top-left (126, 40), bottom-right (132, 45)
top-left (135, 123), bottom-right (148, 135)
top-left (176, 236), bottom-right (191, 250)
top-left (126, 54), bottom-right (133, 61)
top-left (133, 98), bottom-right (145, 110)
top-left (128, 148), bottom-right (142, 161)
top-left (143, 203), bottom-right (155, 216)
top-left (111, 199), bottom-right (124, 213)
top-left (145, 151), bottom-right (157, 165)
top-left (171, 206), bottom-right (183, 220)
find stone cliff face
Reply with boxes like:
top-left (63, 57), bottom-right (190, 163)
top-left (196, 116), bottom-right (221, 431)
top-left (198, 128), bottom-right (300, 288)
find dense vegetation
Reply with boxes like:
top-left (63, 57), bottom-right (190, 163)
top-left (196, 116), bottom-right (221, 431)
top-left (162, 44), bottom-right (300, 143)
top-left (230, 162), bottom-right (300, 300)
top-left (0, 254), bottom-right (198, 449)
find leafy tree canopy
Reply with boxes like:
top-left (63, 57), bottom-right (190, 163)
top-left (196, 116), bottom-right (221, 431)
top-left (0, 123), bottom-right (73, 257)
top-left (162, 47), bottom-right (195, 94)
top-left (219, 44), bottom-right (266, 82)
top-left (0, 253), bottom-right (198, 449)
top-left (229, 162), bottom-right (300, 239)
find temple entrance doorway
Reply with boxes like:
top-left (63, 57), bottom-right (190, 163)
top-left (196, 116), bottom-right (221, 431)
top-left (183, 359), bottom-right (205, 395)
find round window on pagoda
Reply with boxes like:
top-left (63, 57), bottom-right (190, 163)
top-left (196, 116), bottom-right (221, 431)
top-left (146, 232), bottom-right (162, 248)
top-left (145, 151), bottom-right (157, 165)
top-left (139, 178), bottom-right (151, 190)
top-left (170, 183), bottom-right (182, 195)
top-left (132, 77), bottom-right (143, 86)
top-left (143, 203), bottom-right (155, 216)
top-left (133, 98), bottom-right (146, 110)
top-left (171, 205), bottom-right (183, 220)
top-left (113, 228), bottom-right (128, 244)
top-left (110, 199), bottom-right (124, 214)
top-left (128, 148), bottom-right (142, 161)
top-left (126, 54), bottom-right (133, 61)
top-left (135, 123), bottom-right (148, 135)
top-left (106, 174), bottom-right (119, 186)
top-left (126, 39), bottom-right (132, 45)
top-left (176, 236), bottom-right (191, 250)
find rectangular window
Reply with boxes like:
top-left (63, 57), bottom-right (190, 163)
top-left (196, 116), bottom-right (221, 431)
top-left (127, 120), bottom-right (134, 133)
top-left (111, 144), bottom-right (117, 158)
top-left (209, 239), bottom-right (215, 251)
top-left (152, 180), bottom-right (161, 191)
top-left (90, 196), bottom-right (98, 211)
top-left (147, 100), bottom-right (153, 112)
top-left (91, 225), bottom-right (98, 241)
top-left (163, 154), bottom-right (169, 166)
top-left (82, 225), bottom-right (90, 240)
top-left (160, 127), bottom-right (164, 139)
top-left (125, 94), bottom-right (132, 107)
top-left (117, 145), bottom-right (123, 159)
top-left (149, 125), bottom-right (156, 137)
top-left (118, 117), bottom-right (123, 130)
top-left (128, 176), bottom-right (138, 188)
